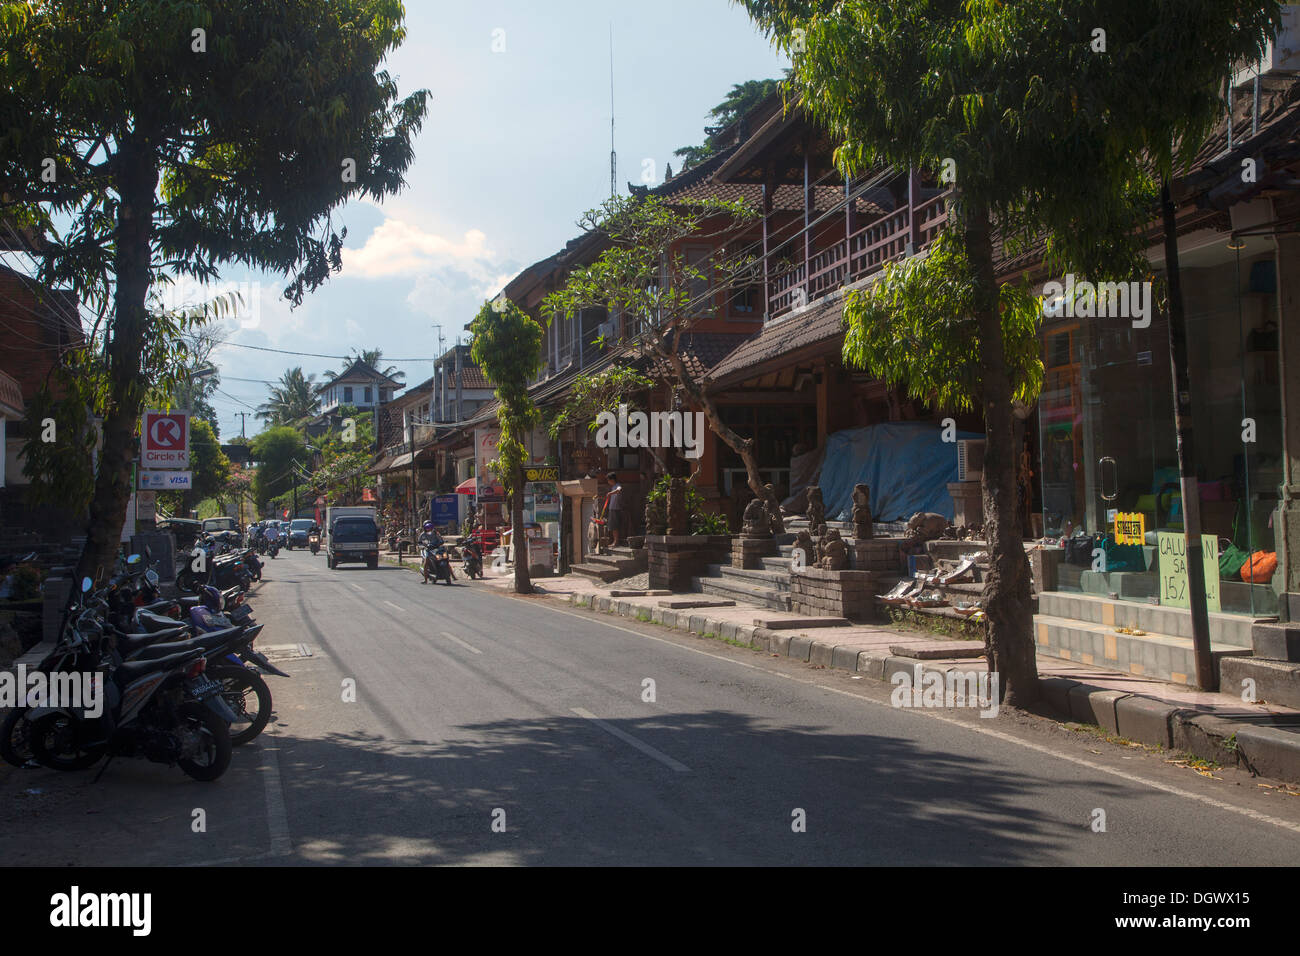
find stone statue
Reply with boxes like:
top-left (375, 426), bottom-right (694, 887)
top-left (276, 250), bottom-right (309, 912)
top-left (644, 491), bottom-right (667, 536)
top-left (667, 477), bottom-right (688, 536)
top-left (905, 511), bottom-right (950, 541)
top-left (817, 527), bottom-right (848, 571)
top-left (763, 483), bottom-right (785, 536)
top-left (791, 530), bottom-right (816, 570)
top-left (806, 486), bottom-right (825, 532)
top-left (741, 496), bottom-right (771, 538)
top-left (851, 484), bottom-right (874, 540)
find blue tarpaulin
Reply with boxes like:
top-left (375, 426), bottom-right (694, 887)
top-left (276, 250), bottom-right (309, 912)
top-left (818, 423), bottom-right (981, 522)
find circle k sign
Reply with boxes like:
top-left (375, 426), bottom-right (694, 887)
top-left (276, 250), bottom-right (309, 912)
top-left (142, 410), bottom-right (190, 468)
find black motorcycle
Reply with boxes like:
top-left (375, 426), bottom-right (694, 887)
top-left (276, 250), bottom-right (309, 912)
top-left (422, 544), bottom-right (454, 585)
top-left (459, 539), bottom-right (483, 580)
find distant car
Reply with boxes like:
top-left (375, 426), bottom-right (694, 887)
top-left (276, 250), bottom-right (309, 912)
top-left (288, 518), bottom-right (315, 549)
top-left (156, 518), bottom-right (203, 551)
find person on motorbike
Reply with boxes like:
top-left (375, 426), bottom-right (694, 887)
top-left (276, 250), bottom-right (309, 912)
top-left (418, 521), bottom-right (452, 583)
top-left (264, 521), bottom-right (281, 556)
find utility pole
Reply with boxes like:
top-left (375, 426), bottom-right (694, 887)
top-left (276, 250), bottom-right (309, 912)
top-left (234, 412), bottom-right (248, 439)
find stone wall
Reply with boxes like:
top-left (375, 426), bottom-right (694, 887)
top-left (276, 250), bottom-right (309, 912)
top-left (851, 538), bottom-right (903, 574)
top-left (732, 537), bottom-right (778, 569)
top-left (790, 567), bottom-right (878, 621)
top-left (647, 535), bottom-right (733, 591)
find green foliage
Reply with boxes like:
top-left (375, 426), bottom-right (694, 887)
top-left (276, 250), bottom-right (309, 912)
top-left (249, 427), bottom-right (307, 508)
top-left (469, 299), bottom-right (545, 498)
top-left (547, 366), bottom-right (655, 439)
top-left (645, 475), bottom-right (729, 535)
top-left (842, 230), bottom-right (1043, 412)
top-left (674, 78), bottom-right (784, 171)
top-left (542, 193), bottom-right (758, 351)
top-left (742, 0), bottom-right (1280, 277)
top-left (187, 417), bottom-right (231, 503)
top-left (257, 367), bottom-right (319, 426)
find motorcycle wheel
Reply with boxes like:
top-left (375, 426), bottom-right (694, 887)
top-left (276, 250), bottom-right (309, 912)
top-left (28, 712), bottom-right (107, 771)
top-left (0, 707), bottom-right (33, 767)
top-left (208, 665), bottom-right (272, 746)
top-left (176, 702), bottom-right (232, 781)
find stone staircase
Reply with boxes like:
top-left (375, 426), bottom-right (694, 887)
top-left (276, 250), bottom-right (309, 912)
top-left (571, 545), bottom-right (647, 584)
top-left (694, 556), bottom-right (794, 612)
top-left (1033, 591), bottom-right (1256, 685)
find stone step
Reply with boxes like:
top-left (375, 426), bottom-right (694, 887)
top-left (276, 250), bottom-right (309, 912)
top-left (1034, 613), bottom-right (1252, 684)
top-left (1220, 657), bottom-right (1300, 708)
top-left (754, 615), bottom-right (849, 629)
top-left (760, 555), bottom-right (793, 572)
top-left (705, 563), bottom-right (792, 591)
top-left (571, 563), bottom-right (626, 583)
top-left (694, 575), bottom-right (791, 612)
top-left (1038, 591), bottom-right (1256, 648)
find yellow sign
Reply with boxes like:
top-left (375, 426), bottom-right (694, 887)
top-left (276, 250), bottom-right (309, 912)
top-left (1157, 531), bottom-right (1220, 613)
top-left (524, 467), bottom-right (559, 482)
top-left (1113, 512), bottom-right (1146, 546)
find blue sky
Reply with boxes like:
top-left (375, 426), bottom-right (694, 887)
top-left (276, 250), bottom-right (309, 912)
top-left (200, 0), bottom-right (788, 438)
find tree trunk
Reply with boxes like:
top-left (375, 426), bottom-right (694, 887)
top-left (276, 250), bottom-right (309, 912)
top-left (965, 202), bottom-right (1039, 707)
top-left (511, 455), bottom-right (533, 594)
top-left (75, 141), bottom-right (158, 587)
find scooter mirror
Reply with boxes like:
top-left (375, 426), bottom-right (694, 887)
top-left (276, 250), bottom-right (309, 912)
top-left (127, 553), bottom-right (142, 566)
top-left (81, 576), bottom-right (92, 593)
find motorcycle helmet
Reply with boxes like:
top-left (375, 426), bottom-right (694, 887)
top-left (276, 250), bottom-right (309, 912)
top-left (424, 521), bottom-right (434, 531)
top-left (201, 584), bottom-right (223, 612)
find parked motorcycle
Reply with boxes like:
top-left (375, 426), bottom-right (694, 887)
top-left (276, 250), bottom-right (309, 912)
top-left (242, 547), bottom-right (263, 582)
top-left (23, 580), bottom-right (235, 781)
top-left (459, 538), bottom-right (483, 580)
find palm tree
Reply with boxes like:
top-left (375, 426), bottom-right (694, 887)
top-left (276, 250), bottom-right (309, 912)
top-left (257, 367), bottom-right (319, 425)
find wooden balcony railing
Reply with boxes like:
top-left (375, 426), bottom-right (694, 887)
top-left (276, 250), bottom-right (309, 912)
top-left (768, 190), bottom-right (950, 322)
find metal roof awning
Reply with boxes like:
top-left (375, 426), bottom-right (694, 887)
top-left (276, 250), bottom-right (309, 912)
top-left (390, 451), bottom-right (415, 469)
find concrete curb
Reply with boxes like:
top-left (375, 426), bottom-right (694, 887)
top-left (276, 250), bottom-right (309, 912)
top-left (564, 591), bottom-right (1300, 784)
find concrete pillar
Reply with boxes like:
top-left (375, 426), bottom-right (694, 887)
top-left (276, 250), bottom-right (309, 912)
top-left (1274, 236), bottom-right (1300, 621)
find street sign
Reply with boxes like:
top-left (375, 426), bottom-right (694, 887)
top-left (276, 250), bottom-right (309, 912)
top-left (140, 470), bottom-right (192, 490)
top-left (142, 409), bottom-right (189, 468)
top-left (136, 490), bottom-right (157, 522)
top-left (524, 467), bottom-right (560, 482)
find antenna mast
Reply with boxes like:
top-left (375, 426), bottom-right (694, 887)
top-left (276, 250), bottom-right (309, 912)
top-left (609, 23), bottom-right (616, 198)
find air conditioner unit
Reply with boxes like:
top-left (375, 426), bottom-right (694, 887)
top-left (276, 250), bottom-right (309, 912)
top-left (957, 439), bottom-right (986, 482)
top-left (1233, 4), bottom-right (1300, 87)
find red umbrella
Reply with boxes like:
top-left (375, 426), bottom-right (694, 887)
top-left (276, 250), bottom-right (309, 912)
top-left (454, 477), bottom-right (503, 495)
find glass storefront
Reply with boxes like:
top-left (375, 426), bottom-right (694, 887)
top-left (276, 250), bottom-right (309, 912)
top-left (1037, 251), bottom-right (1282, 616)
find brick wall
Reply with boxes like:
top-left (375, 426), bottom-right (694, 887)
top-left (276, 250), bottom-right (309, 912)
top-left (790, 567), bottom-right (879, 621)
top-left (647, 535), bottom-right (732, 591)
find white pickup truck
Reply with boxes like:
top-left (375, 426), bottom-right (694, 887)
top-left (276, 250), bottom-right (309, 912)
top-left (325, 506), bottom-right (380, 570)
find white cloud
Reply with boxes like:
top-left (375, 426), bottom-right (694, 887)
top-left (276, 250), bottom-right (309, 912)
top-left (342, 219), bottom-right (495, 279)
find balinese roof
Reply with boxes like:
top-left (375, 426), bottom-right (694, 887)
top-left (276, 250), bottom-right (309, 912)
top-left (315, 358), bottom-right (404, 392)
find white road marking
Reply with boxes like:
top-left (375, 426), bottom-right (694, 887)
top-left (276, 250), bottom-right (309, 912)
top-left (439, 630), bottom-right (482, 655)
top-left (347, 582), bottom-right (363, 591)
top-left (383, 600), bottom-right (405, 613)
top-left (571, 706), bottom-right (691, 773)
top-left (258, 726), bottom-right (293, 856)
top-left (534, 600), bottom-right (1300, 835)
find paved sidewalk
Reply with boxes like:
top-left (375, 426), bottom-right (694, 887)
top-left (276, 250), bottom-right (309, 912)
top-left (480, 565), bottom-right (1300, 783)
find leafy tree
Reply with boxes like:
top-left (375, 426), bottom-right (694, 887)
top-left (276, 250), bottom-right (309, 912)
top-left (470, 298), bottom-right (545, 594)
top-left (257, 367), bottom-right (320, 427)
top-left (675, 78), bottom-right (783, 171)
top-left (177, 416), bottom-right (230, 514)
top-left (1, 0), bottom-right (428, 583)
top-left (742, 0), bottom-right (1281, 703)
top-left (250, 427), bottom-right (307, 511)
top-left (548, 364), bottom-right (656, 449)
top-left (543, 194), bottom-right (768, 496)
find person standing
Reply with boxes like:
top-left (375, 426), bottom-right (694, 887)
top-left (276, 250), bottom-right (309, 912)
top-left (603, 471), bottom-right (626, 549)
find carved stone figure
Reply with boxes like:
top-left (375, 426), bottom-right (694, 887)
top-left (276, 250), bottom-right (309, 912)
top-left (806, 486), bottom-right (825, 532)
top-left (667, 477), bottom-right (688, 536)
top-left (741, 496), bottom-right (772, 538)
top-left (644, 492), bottom-right (667, 536)
top-left (817, 527), bottom-right (848, 570)
top-left (791, 530), bottom-right (816, 570)
top-left (905, 511), bottom-right (950, 541)
top-left (851, 484), bottom-right (874, 540)
top-left (763, 483), bottom-right (785, 536)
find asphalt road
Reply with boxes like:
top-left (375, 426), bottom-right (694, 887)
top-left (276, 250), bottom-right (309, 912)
top-left (5, 546), bottom-right (1300, 866)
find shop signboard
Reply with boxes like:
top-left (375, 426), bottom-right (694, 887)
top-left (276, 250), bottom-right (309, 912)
top-left (1157, 531), bottom-right (1220, 613)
